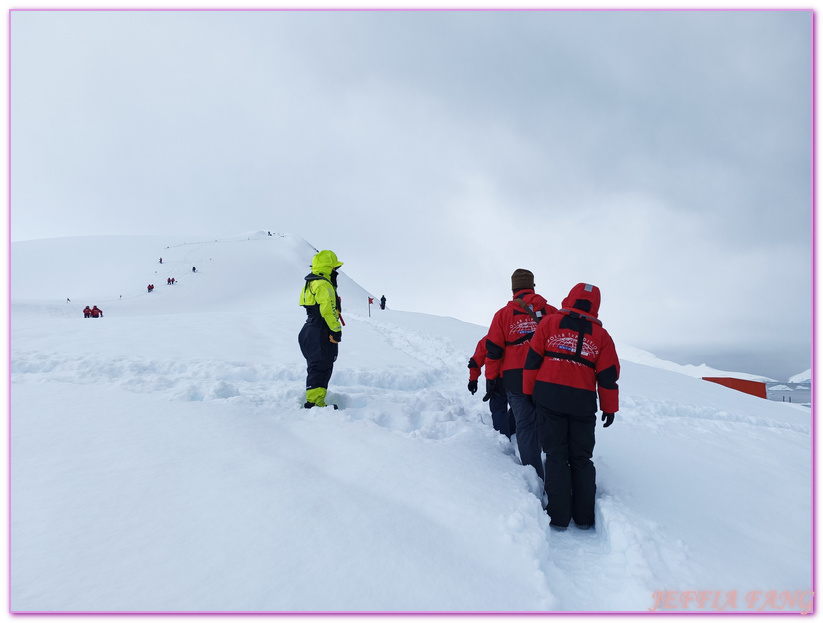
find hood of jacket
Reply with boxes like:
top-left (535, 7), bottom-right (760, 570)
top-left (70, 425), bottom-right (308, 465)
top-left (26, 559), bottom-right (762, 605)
top-left (506, 289), bottom-right (551, 318)
top-left (310, 250), bottom-right (344, 277)
top-left (561, 283), bottom-right (601, 319)
top-left (509, 289), bottom-right (544, 308)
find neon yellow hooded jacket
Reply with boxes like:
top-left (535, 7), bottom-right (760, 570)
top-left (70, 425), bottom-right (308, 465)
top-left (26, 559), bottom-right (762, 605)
top-left (299, 250), bottom-right (343, 335)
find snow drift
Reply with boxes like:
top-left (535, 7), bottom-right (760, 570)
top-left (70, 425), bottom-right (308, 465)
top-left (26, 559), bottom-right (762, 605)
top-left (10, 232), bottom-right (813, 613)
top-left (790, 368), bottom-right (813, 384)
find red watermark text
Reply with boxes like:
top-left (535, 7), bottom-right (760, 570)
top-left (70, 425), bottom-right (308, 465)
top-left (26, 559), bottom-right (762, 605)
top-left (650, 590), bottom-right (814, 614)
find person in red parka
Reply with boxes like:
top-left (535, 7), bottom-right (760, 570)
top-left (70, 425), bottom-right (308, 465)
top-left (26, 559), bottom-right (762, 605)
top-left (90, 305), bottom-right (103, 318)
top-left (468, 336), bottom-right (516, 439)
top-left (83, 306), bottom-right (91, 318)
top-left (524, 282), bottom-right (620, 530)
top-left (485, 269), bottom-right (558, 479)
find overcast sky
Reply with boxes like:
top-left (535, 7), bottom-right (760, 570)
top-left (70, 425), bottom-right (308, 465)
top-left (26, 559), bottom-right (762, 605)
top-left (10, 9), bottom-right (812, 380)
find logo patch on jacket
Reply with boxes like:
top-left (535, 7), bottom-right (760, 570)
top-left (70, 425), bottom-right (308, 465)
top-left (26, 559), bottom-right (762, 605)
top-left (510, 318), bottom-right (538, 336)
top-left (549, 335), bottom-right (599, 361)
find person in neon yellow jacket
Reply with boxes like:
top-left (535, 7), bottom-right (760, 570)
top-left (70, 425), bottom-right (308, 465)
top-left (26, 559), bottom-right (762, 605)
top-left (298, 249), bottom-right (344, 409)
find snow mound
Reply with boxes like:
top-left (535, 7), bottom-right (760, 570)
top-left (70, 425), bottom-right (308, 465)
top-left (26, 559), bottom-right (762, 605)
top-left (789, 368), bottom-right (812, 383)
top-left (616, 342), bottom-right (776, 382)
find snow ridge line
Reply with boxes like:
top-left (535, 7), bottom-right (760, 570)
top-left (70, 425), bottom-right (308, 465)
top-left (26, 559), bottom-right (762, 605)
top-left (348, 313), bottom-right (468, 375)
top-left (620, 395), bottom-right (810, 434)
top-left (10, 351), bottom-right (449, 399)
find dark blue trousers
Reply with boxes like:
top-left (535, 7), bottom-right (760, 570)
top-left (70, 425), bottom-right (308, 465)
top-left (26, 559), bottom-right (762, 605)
top-left (489, 390), bottom-right (516, 439)
top-left (506, 391), bottom-right (544, 480)
top-left (298, 320), bottom-right (338, 392)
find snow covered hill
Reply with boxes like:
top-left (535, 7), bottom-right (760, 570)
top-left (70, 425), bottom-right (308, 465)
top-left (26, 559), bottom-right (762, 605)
top-left (10, 233), bottom-right (813, 613)
top-left (790, 368), bottom-right (813, 384)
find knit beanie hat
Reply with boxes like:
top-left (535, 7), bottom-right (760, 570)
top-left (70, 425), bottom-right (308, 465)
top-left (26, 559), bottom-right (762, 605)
top-left (511, 268), bottom-right (535, 291)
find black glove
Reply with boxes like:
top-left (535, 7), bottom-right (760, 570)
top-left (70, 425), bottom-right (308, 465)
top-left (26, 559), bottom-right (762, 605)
top-left (601, 413), bottom-right (614, 428)
top-left (467, 380), bottom-right (478, 395)
top-left (482, 378), bottom-right (499, 402)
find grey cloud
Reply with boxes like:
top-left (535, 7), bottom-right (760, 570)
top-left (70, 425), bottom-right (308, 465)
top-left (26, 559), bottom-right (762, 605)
top-left (10, 9), bottom-right (812, 379)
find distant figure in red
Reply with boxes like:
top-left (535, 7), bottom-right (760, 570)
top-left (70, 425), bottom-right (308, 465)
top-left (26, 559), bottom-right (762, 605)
top-left (159, 258), bottom-right (163, 264)
top-left (90, 306), bottom-right (103, 318)
top-left (83, 306), bottom-right (91, 318)
top-left (167, 278), bottom-right (171, 285)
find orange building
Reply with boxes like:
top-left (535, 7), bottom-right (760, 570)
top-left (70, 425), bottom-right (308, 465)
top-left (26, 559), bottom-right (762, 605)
top-left (702, 377), bottom-right (767, 399)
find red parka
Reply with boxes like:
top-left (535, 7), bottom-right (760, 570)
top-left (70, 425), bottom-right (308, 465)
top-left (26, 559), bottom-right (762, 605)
top-left (485, 290), bottom-right (558, 393)
top-left (468, 338), bottom-right (485, 382)
top-left (468, 336), bottom-right (505, 382)
top-left (523, 283), bottom-right (619, 416)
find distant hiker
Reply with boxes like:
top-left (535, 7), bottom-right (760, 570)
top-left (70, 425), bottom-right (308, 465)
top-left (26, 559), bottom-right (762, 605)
top-left (67, 298), bottom-right (71, 303)
top-left (485, 269), bottom-right (557, 480)
top-left (90, 305), bottom-right (103, 318)
top-left (468, 336), bottom-right (516, 440)
top-left (83, 306), bottom-right (91, 318)
top-left (192, 266), bottom-right (197, 273)
top-left (380, 295), bottom-right (386, 310)
top-left (298, 250), bottom-right (344, 409)
top-left (171, 277), bottom-right (176, 285)
top-left (159, 258), bottom-right (163, 264)
top-left (524, 283), bottom-right (620, 530)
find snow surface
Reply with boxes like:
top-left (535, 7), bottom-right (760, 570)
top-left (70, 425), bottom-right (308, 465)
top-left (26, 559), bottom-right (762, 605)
top-left (10, 233), bottom-right (814, 613)
top-left (614, 342), bottom-right (778, 383)
top-left (790, 368), bottom-right (813, 384)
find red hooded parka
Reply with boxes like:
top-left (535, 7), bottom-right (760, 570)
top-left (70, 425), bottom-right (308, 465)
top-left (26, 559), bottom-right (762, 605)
top-left (523, 283), bottom-right (619, 416)
top-left (485, 290), bottom-right (558, 393)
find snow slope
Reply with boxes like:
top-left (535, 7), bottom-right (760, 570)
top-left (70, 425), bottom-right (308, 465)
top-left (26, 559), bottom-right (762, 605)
top-left (615, 343), bottom-right (777, 383)
top-left (790, 368), bottom-right (813, 384)
top-left (10, 233), bottom-right (814, 613)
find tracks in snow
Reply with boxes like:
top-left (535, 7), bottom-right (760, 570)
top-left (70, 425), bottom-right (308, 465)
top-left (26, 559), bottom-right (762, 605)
top-left (12, 312), bottom-right (704, 607)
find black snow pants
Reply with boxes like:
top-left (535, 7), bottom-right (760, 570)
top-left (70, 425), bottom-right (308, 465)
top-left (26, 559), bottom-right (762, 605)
top-left (298, 317), bottom-right (338, 392)
top-left (536, 405), bottom-right (597, 528)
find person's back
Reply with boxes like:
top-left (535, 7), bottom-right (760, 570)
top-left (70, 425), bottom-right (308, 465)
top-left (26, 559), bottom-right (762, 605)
top-left (524, 282), bottom-right (620, 529)
top-left (525, 282), bottom-right (619, 416)
top-left (468, 336), bottom-right (515, 439)
top-left (486, 292), bottom-right (555, 390)
top-left (484, 269), bottom-right (557, 481)
top-left (485, 271), bottom-right (557, 394)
